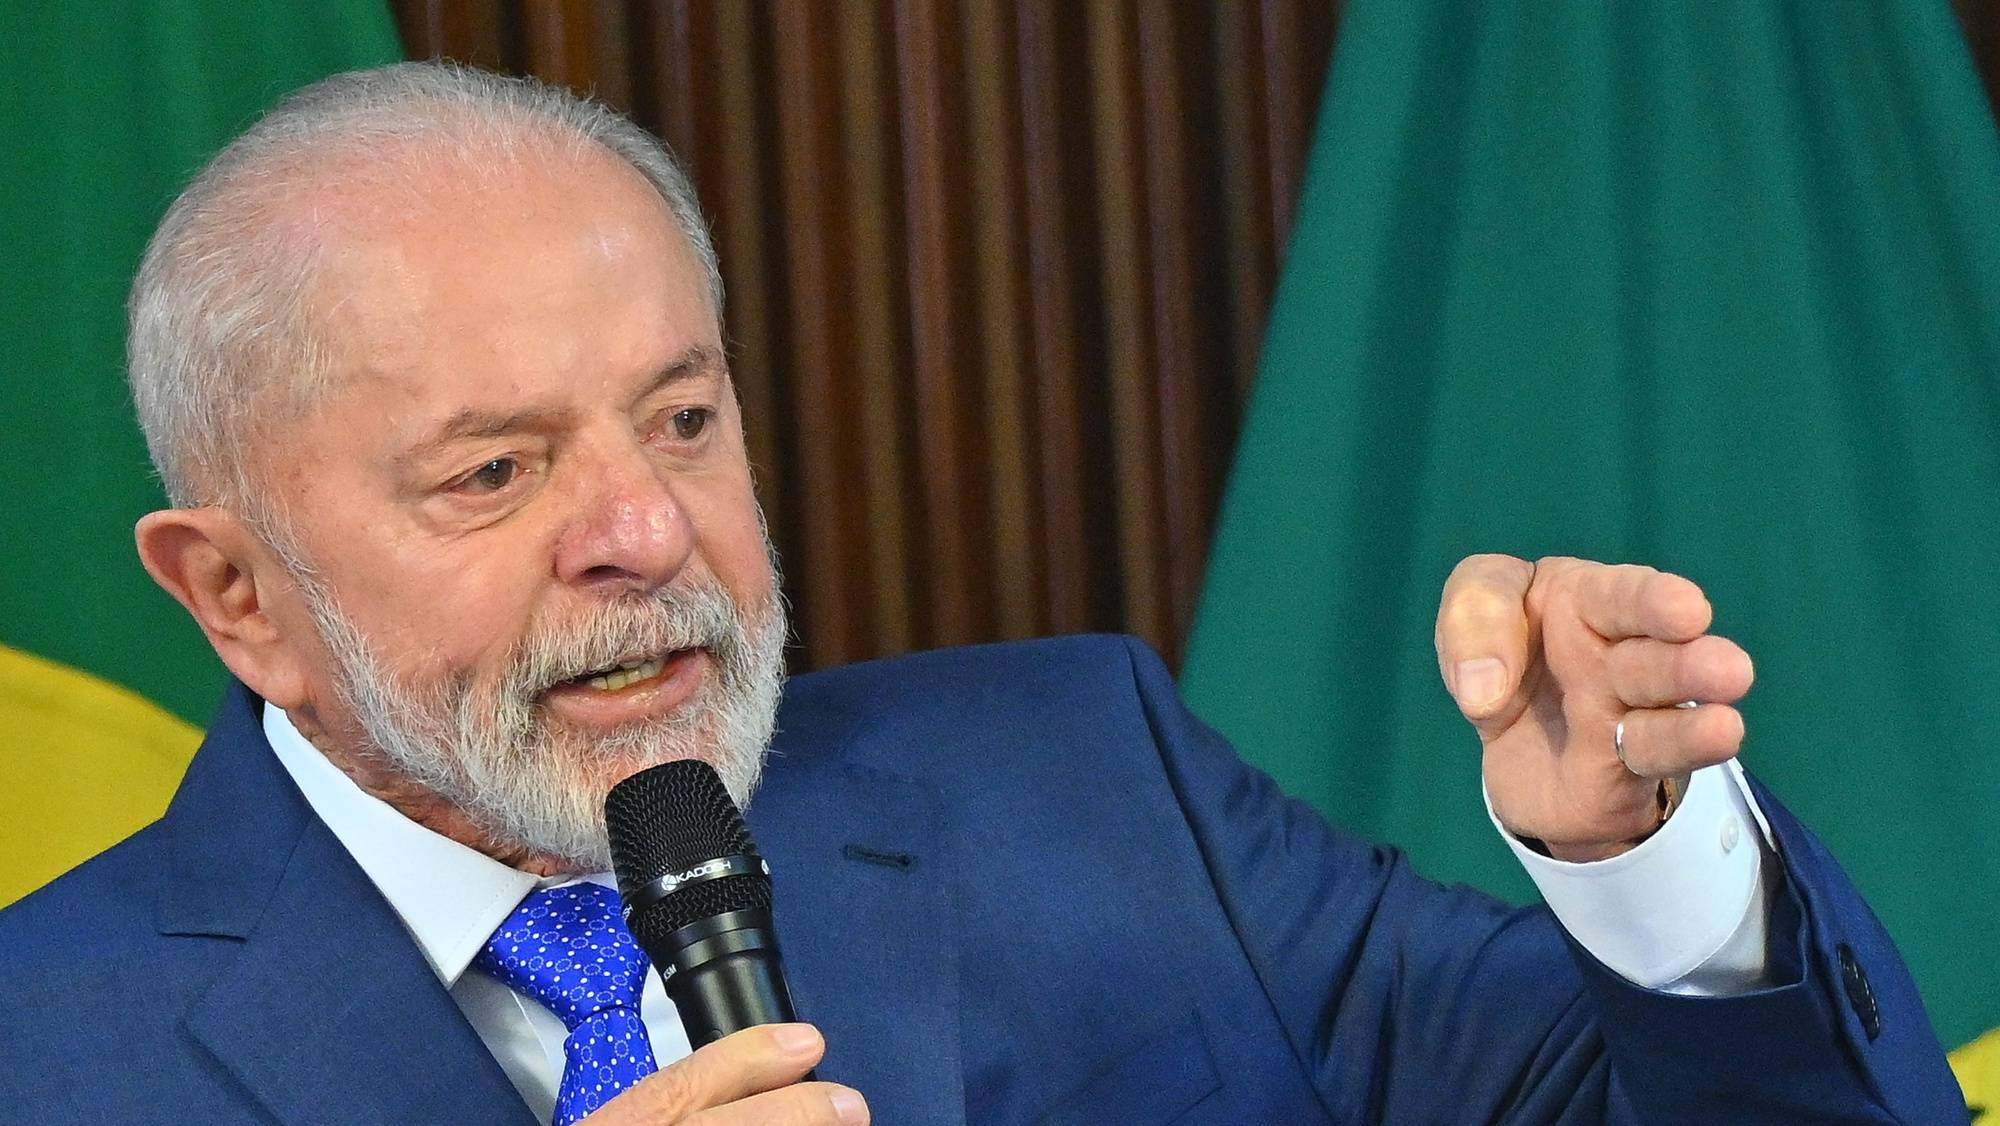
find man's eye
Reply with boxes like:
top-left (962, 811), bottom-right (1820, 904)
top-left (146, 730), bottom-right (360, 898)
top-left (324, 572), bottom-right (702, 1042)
top-left (670, 407), bottom-right (712, 441)
top-left (461, 458), bottom-right (521, 492)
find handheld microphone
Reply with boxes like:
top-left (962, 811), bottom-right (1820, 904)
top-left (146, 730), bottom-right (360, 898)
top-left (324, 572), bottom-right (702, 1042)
top-left (604, 760), bottom-right (808, 1063)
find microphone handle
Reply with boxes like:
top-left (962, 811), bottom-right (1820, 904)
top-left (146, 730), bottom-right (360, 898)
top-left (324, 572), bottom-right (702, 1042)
top-left (656, 908), bottom-right (815, 1080)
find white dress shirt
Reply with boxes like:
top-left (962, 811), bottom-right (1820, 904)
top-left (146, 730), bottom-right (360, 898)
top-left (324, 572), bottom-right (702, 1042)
top-left (264, 703), bottom-right (1777, 1116)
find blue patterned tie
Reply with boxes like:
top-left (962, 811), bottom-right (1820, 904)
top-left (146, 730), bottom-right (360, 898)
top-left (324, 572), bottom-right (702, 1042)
top-left (475, 882), bottom-right (660, 1125)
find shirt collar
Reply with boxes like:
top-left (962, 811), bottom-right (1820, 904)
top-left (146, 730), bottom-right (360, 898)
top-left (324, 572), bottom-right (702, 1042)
top-left (262, 703), bottom-right (603, 987)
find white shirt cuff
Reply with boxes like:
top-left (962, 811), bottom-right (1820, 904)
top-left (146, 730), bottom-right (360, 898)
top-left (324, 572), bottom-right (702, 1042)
top-left (1488, 760), bottom-right (1777, 992)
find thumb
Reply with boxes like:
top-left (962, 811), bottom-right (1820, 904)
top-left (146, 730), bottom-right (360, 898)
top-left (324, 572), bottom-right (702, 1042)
top-left (1435, 554), bottom-right (1536, 734)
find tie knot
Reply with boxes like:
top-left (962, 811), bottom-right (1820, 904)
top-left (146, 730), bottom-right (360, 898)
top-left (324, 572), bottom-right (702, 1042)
top-left (475, 882), bottom-right (651, 1031)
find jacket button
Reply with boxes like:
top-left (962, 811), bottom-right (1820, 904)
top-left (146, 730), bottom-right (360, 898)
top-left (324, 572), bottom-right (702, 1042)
top-left (1838, 944), bottom-right (1882, 1042)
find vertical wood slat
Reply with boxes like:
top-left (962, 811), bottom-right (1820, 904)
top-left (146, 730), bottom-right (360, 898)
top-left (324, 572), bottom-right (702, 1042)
top-left (836, 2), bottom-right (918, 655)
top-left (1084, 1), bottom-right (1169, 649)
top-left (894, 0), bottom-right (987, 648)
top-left (1014, 0), bottom-right (1098, 638)
top-left (960, 0), bottom-right (1044, 640)
top-left (1135, 4), bottom-right (1212, 652)
top-left (396, 0), bottom-right (513, 69)
top-left (770, 0), bottom-right (867, 668)
top-left (691, 2), bottom-right (789, 576)
top-left (389, 1), bottom-right (443, 59)
top-left (1213, 4), bottom-right (1280, 410)
top-left (519, 0), bottom-right (595, 90)
top-left (634, 1), bottom-right (696, 156)
top-left (582, 0), bottom-right (635, 108)
top-left (1260, 0), bottom-right (1339, 257)
top-left (388, 0), bottom-right (1342, 671)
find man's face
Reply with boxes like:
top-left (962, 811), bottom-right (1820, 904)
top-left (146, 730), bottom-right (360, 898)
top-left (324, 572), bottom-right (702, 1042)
top-left (255, 146), bottom-right (783, 869)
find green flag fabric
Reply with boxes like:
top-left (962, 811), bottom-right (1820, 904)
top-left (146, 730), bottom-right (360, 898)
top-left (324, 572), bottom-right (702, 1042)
top-left (0, 2), bottom-right (402, 726)
top-left (1183, 1), bottom-right (2000, 1049)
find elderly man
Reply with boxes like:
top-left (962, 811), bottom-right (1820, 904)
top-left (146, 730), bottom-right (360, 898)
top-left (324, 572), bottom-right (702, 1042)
top-left (0, 63), bottom-right (1961, 1124)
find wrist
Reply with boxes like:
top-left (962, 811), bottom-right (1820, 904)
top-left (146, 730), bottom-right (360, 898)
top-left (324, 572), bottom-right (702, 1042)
top-left (1526, 774), bottom-right (1689, 863)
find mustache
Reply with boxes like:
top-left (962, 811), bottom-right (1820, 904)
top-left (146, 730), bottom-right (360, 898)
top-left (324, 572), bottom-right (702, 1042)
top-left (494, 577), bottom-right (747, 700)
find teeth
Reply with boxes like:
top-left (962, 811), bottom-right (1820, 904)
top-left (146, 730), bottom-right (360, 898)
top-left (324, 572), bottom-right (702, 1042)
top-left (582, 656), bottom-right (666, 692)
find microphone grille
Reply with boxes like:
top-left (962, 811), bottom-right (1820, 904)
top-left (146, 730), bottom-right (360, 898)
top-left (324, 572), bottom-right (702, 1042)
top-left (603, 760), bottom-right (771, 946)
top-left (605, 759), bottom-right (757, 880)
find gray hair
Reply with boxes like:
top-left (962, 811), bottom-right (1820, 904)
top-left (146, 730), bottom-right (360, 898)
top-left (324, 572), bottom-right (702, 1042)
top-left (127, 61), bottom-right (722, 511)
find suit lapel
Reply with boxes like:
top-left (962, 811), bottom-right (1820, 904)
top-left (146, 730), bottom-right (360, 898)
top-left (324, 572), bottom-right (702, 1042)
top-left (751, 734), bottom-right (966, 1125)
top-left (157, 684), bottom-right (534, 1125)
top-left (158, 682), bottom-right (969, 1123)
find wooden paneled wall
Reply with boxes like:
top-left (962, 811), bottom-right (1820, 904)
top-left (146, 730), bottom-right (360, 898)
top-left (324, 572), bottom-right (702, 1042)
top-left (391, 1), bottom-right (1340, 671)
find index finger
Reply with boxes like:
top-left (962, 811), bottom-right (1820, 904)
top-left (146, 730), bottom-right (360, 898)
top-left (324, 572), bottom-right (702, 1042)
top-left (1567, 564), bottom-right (1711, 642)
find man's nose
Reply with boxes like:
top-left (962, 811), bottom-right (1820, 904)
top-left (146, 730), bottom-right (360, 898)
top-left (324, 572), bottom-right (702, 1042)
top-left (552, 439), bottom-right (695, 594)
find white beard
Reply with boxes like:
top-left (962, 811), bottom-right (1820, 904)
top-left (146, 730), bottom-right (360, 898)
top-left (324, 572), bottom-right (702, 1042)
top-left (291, 561), bottom-right (787, 872)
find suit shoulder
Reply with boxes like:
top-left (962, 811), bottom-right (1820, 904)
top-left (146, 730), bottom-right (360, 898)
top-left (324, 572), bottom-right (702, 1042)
top-left (768, 634), bottom-right (1192, 790)
top-left (0, 820), bottom-right (172, 971)
top-left (781, 634), bottom-right (1165, 722)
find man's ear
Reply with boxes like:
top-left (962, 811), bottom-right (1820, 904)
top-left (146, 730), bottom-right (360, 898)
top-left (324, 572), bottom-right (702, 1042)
top-left (135, 507), bottom-right (310, 710)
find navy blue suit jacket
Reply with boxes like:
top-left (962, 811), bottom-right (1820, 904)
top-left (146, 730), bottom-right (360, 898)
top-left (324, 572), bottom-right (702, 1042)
top-left (0, 636), bottom-right (1965, 1122)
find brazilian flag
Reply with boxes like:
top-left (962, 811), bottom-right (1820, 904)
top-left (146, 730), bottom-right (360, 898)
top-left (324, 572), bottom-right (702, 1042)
top-left (0, 2), bottom-right (401, 906)
top-left (1183, 0), bottom-right (2000, 1064)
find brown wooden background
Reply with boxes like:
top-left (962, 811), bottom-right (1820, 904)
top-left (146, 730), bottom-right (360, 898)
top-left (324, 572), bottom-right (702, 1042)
top-left (391, 0), bottom-right (2000, 675)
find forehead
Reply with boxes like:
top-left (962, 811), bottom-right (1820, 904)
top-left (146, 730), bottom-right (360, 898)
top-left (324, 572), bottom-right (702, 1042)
top-left (305, 141), bottom-right (718, 397)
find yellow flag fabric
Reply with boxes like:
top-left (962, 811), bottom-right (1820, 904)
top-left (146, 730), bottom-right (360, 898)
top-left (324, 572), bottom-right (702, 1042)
top-left (1955, 1027), bottom-right (2000, 1121)
top-left (0, 645), bottom-right (200, 908)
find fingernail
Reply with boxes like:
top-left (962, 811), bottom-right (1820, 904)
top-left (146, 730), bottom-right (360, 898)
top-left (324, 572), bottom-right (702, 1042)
top-left (772, 1023), bottom-right (819, 1054)
top-left (830, 1087), bottom-right (868, 1124)
top-left (1455, 658), bottom-right (1506, 709)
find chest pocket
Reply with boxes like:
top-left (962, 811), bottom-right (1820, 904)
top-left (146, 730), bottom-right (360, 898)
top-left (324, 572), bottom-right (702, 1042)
top-left (1036, 1007), bottom-right (1222, 1125)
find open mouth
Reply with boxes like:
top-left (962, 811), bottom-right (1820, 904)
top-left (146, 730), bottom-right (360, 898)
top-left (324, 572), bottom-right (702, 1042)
top-left (565, 654), bottom-right (671, 693)
top-left (537, 647), bottom-right (709, 726)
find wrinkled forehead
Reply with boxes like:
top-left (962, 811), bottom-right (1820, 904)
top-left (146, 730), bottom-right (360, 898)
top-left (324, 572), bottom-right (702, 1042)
top-left (237, 141), bottom-right (722, 492)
